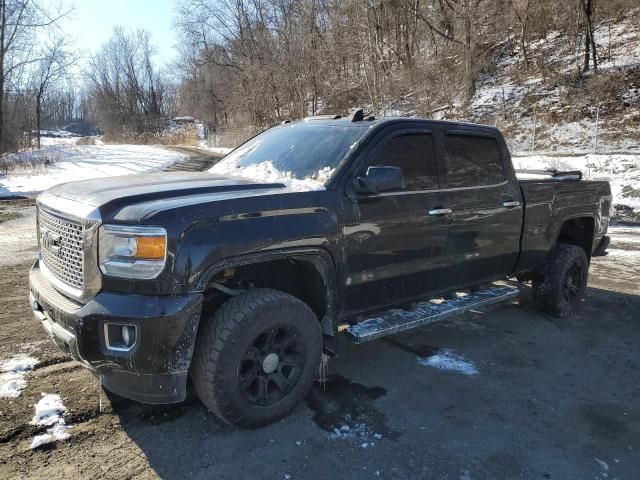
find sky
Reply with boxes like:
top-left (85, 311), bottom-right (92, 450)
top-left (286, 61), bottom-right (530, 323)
top-left (43, 0), bottom-right (179, 68)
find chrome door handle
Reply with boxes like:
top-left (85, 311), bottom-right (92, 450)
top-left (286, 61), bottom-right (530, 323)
top-left (502, 201), bottom-right (521, 208)
top-left (428, 208), bottom-right (452, 216)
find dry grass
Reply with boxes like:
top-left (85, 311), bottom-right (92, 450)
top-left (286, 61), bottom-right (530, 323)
top-left (0, 152), bottom-right (56, 175)
top-left (104, 124), bottom-right (201, 146)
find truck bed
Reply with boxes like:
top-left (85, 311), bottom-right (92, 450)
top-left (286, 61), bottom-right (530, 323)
top-left (515, 175), bottom-right (612, 273)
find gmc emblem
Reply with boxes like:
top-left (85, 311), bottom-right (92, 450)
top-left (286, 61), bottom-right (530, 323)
top-left (41, 229), bottom-right (61, 254)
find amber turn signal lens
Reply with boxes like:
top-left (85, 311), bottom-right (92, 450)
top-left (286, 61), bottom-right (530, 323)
top-left (135, 236), bottom-right (166, 259)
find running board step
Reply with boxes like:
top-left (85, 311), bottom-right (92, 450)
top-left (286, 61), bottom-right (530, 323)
top-left (346, 285), bottom-right (519, 344)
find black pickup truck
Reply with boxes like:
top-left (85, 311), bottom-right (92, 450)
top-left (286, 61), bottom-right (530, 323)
top-left (29, 113), bottom-right (611, 428)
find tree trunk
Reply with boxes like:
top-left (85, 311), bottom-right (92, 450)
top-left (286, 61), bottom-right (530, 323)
top-left (463, 1), bottom-right (475, 103)
top-left (0, 0), bottom-right (6, 153)
top-left (36, 94), bottom-right (41, 149)
top-left (0, 72), bottom-right (4, 153)
top-left (583, 22), bottom-right (590, 71)
top-left (582, 0), bottom-right (598, 73)
top-left (520, 22), bottom-right (529, 67)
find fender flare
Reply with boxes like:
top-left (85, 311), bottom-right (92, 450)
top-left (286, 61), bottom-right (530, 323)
top-left (550, 214), bottom-right (597, 253)
top-left (194, 247), bottom-right (340, 345)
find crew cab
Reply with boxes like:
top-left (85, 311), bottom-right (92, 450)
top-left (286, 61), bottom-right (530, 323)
top-left (29, 112), bottom-right (611, 428)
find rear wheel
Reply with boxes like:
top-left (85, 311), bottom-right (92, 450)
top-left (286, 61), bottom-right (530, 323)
top-left (191, 288), bottom-right (322, 428)
top-left (532, 243), bottom-right (589, 317)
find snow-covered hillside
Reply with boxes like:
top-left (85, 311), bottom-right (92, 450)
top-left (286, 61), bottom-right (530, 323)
top-left (467, 10), bottom-right (640, 154)
top-left (513, 153), bottom-right (640, 218)
top-left (0, 143), bottom-right (185, 196)
top-left (383, 9), bottom-right (638, 155)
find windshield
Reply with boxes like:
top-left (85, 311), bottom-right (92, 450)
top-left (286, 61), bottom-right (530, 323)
top-left (209, 123), bottom-right (368, 190)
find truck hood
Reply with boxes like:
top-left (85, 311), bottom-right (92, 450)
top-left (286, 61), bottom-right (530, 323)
top-left (42, 171), bottom-right (288, 208)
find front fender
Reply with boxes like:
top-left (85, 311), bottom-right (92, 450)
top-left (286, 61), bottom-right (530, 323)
top-left (192, 247), bottom-right (340, 352)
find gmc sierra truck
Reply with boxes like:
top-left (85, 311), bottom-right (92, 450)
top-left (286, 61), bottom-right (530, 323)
top-left (29, 112), bottom-right (611, 428)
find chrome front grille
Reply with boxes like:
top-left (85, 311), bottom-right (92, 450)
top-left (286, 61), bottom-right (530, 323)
top-left (38, 208), bottom-right (84, 289)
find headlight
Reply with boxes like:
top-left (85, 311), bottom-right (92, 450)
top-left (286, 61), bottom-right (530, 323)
top-left (99, 225), bottom-right (167, 279)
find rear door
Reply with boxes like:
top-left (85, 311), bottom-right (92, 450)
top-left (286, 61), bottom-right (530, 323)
top-left (437, 129), bottom-right (522, 289)
top-left (342, 126), bottom-right (451, 314)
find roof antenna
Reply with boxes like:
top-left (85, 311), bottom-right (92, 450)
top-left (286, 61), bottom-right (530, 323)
top-left (351, 109), bottom-right (365, 122)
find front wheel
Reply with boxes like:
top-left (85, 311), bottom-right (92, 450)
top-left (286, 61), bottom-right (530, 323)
top-left (191, 288), bottom-right (322, 428)
top-left (532, 243), bottom-right (589, 317)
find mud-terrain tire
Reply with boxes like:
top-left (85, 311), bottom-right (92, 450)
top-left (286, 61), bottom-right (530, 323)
top-left (532, 243), bottom-right (589, 317)
top-left (191, 288), bottom-right (322, 428)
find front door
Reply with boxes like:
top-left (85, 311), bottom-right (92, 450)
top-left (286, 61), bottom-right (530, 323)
top-left (342, 128), bottom-right (451, 315)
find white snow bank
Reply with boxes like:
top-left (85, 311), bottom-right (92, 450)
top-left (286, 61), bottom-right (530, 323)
top-left (514, 153), bottom-right (640, 211)
top-left (30, 393), bottom-right (71, 449)
top-left (418, 349), bottom-right (479, 376)
top-left (0, 354), bottom-right (38, 398)
top-left (209, 159), bottom-right (331, 192)
top-left (0, 143), bottom-right (186, 196)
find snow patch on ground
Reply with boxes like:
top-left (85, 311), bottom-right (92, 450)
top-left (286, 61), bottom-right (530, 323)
top-left (605, 248), bottom-right (640, 259)
top-left (30, 422), bottom-right (71, 449)
top-left (0, 372), bottom-right (28, 398)
top-left (0, 143), bottom-right (186, 196)
top-left (2, 355), bottom-right (38, 372)
top-left (197, 142), bottom-right (233, 156)
top-left (607, 226), bottom-right (640, 245)
top-left (418, 349), bottom-right (479, 376)
top-left (0, 201), bottom-right (38, 266)
top-left (0, 354), bottom-right (38, 398)
top-left (30, 393), bottom-right (71, 449)
top-left (31, 393), bottom-right (67, 426)
top-left (327, 420), bottom-right (384, 448)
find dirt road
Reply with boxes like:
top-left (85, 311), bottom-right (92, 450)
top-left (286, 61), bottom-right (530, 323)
top-left (0, 156), bottom-right (638, 478)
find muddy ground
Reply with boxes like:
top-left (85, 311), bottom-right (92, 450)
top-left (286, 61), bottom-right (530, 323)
top-left (0, 154), bottom-right (639, 479)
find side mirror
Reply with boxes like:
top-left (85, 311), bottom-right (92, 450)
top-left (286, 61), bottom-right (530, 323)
top-left (353, 166), bottom-right (403, 194)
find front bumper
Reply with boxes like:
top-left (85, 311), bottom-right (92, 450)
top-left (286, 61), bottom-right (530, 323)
top-left (29, 260), bottom-right (203, 404)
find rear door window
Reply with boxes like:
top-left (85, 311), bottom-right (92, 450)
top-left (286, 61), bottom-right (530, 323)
top-left (443, 134), bottom-right (505, 188)
top-left (370, 133), bottom-right (438, 190)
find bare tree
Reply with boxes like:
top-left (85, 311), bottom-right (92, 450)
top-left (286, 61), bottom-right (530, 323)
top-left (511, 0), bottom-right (531, 67)
top-left (170, 0), bottom-right (632, 136)
top-left (33, 35), bottom-right (77, 148)
top-left (0, 0), bottom-right (70, 152)
top-left (86, 27), bottom-right (177, 141)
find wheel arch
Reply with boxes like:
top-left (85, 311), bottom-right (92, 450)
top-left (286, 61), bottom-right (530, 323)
top-left (195, 248), bottom-right (339, 352)
top-left (553, 215), bottom-right (596, 259)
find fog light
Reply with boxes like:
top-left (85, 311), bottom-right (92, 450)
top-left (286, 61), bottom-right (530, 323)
top-left (104, 323), bottom-right (137, 351)
top-left (121, 325), bottom-right (134, 347)
top-left (29, 292), bottom-right (39, 311)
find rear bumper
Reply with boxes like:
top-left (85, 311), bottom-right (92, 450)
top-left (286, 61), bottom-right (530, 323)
top-left (29, 260), bottom-right (203, 404)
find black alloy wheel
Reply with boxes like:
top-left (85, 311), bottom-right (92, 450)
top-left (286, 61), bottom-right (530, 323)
top-left (238, 325), bottom-right (306, 406)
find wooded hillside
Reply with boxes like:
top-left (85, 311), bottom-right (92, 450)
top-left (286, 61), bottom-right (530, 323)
top-left (173, 0), bottom-right (639, 149)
